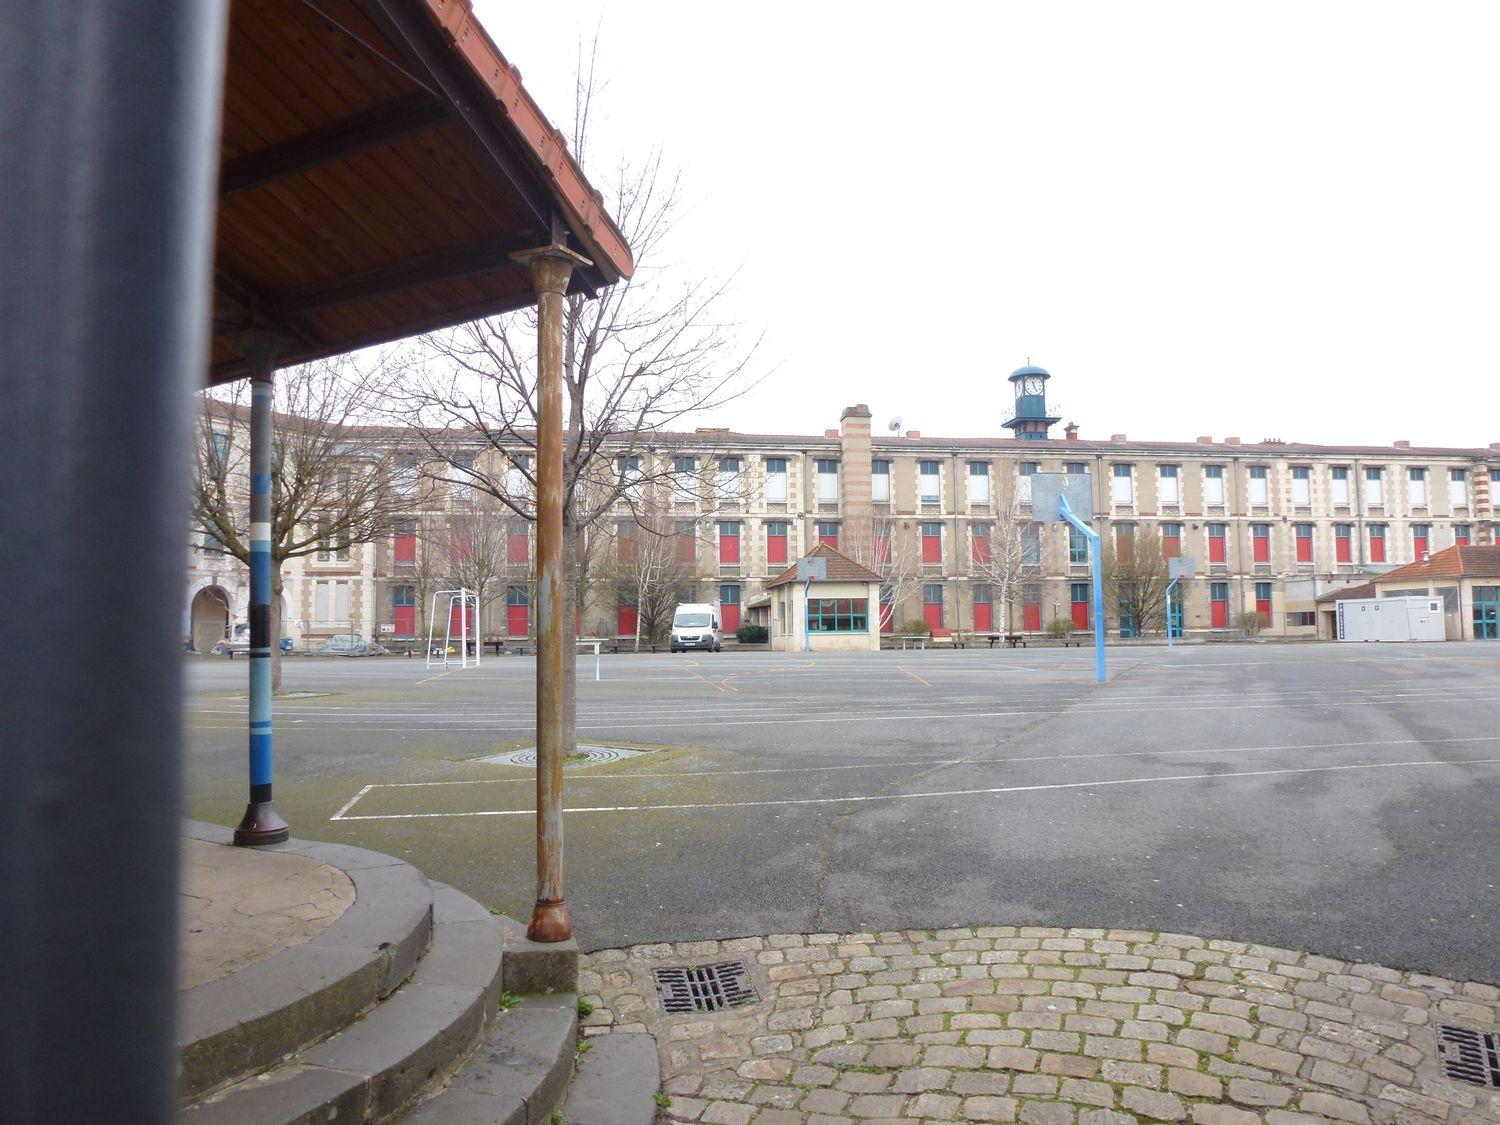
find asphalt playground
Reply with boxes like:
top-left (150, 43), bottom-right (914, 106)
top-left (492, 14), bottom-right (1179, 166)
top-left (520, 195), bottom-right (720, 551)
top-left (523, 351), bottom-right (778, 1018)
top-left (182, 641), bottom-right (1500, 983)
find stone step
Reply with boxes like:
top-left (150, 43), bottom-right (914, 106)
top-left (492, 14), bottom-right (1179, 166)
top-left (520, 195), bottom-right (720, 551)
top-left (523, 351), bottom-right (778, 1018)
top-left (396, 992), bottom-right (578, 1125)
top-left (558, 1033), bottom-right (661, 1125)
top-left (177, 823), bottom-right (435, 1105)
top-left (181, 882), bottom-right (502, 1123)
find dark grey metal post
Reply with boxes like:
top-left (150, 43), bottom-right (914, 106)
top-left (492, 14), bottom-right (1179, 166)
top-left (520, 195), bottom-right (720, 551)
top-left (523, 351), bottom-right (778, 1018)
top-left (0, 2), bottom-right (228, 1121)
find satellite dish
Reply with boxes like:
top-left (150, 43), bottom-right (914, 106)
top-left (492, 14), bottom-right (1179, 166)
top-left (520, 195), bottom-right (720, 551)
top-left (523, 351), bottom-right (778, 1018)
top-left (888, 417), bottom-right (902, 432)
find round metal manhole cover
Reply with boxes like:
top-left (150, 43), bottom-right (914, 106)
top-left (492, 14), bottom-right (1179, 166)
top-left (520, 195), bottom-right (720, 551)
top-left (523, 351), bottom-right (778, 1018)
top-left (476, 744), bottom-right (650, 768)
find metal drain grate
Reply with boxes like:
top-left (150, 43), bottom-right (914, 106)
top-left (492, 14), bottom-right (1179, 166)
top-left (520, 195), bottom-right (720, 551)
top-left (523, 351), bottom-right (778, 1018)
top-left (1437, 1024), bottom-right (1500, 1088)
top-left (476, 744), bottom-right (649, 768)
top-left (653, 961), bottom-right (758, 1014)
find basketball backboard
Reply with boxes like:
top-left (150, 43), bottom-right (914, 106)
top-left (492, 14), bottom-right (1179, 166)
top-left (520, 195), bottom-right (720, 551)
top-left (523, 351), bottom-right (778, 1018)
top-left (1168, 557), bottom-right (1197, 581)
top-left (796, 557), bottom-right (827, 582)
top-left (1029, 473), bottom-right (1093, 522)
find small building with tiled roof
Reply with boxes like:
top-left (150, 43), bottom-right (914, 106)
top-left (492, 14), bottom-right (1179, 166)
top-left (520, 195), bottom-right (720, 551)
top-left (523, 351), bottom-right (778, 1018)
top-left (1322, 546), bottom-right (1500, 640)
top-left (766, 543), bottom-right (884, 652)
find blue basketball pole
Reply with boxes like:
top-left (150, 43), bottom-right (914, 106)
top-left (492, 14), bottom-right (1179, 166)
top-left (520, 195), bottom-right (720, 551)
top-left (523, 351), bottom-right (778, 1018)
top-left (1058, 495), bottom-right (1106, 684)
top-left (235, 344), bottom-right (288, 845)
top-left (1165, 577), bottom-right (1180, 648)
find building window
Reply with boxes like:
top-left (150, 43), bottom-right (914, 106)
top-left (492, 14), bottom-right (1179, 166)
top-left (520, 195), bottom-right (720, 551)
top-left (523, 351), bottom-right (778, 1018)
top-left (616, 520), bottom-right (638, 564)
top-left (1474, 586), bottom-right (1499, 640)
top-left (816, 520), bottom-right (839, 548)
top-left (616, 589), bottom-right (639, 638)
top-left (1021, 522), bottom-right (1041, 565)
top-left (971, 521), bottom-right (992, 565)
top-left (673, 456), bottom-right (698, 503)
top-left (1335, 522), bottom-right (1353, 563)
top-left (1111, 464), bottom-right (1133, 506)
top-left (1286, 611), bottom-right (1317, 628)
top-left (1369, 523), bottom-right (1387, 562)
top-left (1330, 466), bottom-right (1351, 506)
top-left (972, 582), bottom-right (992, 632)
top-left (208, 428), bottom-right (231, 466)
top-left (394, 519), bottom-right (415, 566)
top-left (1454, 523), bottom-right (1471, 547)
top-left (505, 454), bottom-right (530, 497)
top-left (871, 459), bottom-right (891, 503)
top-left (1207, 522), bottom-right (1227, 563)
top-left (717, 457), bottom-right (741, 502)
top-left (1248, 465), bottom-right (1269, 506)
top-left (1069, 525), bottom-right (1088, 565)
top-left (1251, 522), bottom-right (1271, 563)
top-left (1407, 466), bottom-right (1427, 508)
top-left (1295, 523), bottom-right (1313, 563)
top-left (1364, 466), bottom-right (1384, 507)
top-left (615, 454), bottom-right (641, 501)
top-left (1070, 581), bottom-right (1090, 629)
top-left (806, 598), bottom-right (868, 633)
top-left (1291, 466), bottom-right (1310, 506)
top-left (718, 520), bottom-right (740, 565)
top-left (1114, 521), bottom-right (1134, 563)
top-left (505, 585), bottom-right (530, 638)
top-left (969, 462), bottom-right (990, 505)
top-left (919, 460), bottom-right (941, 503)
top-left (1158, 465), bottom-right (1180, 505)
top-left (720, 584), bottom-right (742, 632)
top-left (1203, 464), bottom-right (1225, 506)
top-left (676, 520), bottom-right (697, 563)
top-left (1412, 523), bottom-right (1430, 560)
top-left (765, 520), bottom-right (789, 566)
top-left (873, 525), bottom-right (892, 565)
top-left (1161, 522), bottom-right (1182, 558)
top-left (394, 453), bottom-right (420, 497)
top-left (392, 585), bottom-right (416, 636)
top-left (1449, 468), bottom-right (1469, 507)
top-left (1255, 581), bottom-right (1273, 628)
top-left (922, 583), bottom-right (944, 631)
top-left (920, 522), bottom-right (942, 564)
top-left (816, 458), bottom-right (839, 503)
top-left (451, 453), bottom-right (474, 500)
top-left (1065, 462), bottom-right (1088, 475)
top-left (764, 457), bottom-right (789, 503)
top-left (506, 521), bottom-right (528, 564)
top-left (1210, 581), bottom-right (1229, 628)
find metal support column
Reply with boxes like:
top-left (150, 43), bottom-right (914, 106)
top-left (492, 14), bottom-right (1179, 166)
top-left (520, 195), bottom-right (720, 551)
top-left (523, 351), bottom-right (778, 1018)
top-left (513, 243), bottom-right (591, 943)
top-left (235, 343), bottom-right (288, 845)
top-left (1058, 496), bottom-right (1107, 683)
top-left (0, 1), bottom-right (229, 1118)
top-left (1165, 577), bottom-right (1180, 648)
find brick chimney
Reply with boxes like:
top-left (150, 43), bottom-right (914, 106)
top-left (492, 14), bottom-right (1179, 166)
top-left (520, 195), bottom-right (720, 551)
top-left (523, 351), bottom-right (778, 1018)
top-left (1110, 433), bottom-right (1127, 443)
top-left (1225, 436), bottom-right (1241, 446)
top-left (839, 404), bottom-right (874, 559)
top-left (1064, 422), bottom-right (1079, 441)
top-left (1197, 435), bottom-right (1214, 444)
top-left (1394, 440), bottom-right (1410, 448)
top-left (906, 429), bottom-right (920, 439)
top-left (823, 428), bottom-right (839, 439)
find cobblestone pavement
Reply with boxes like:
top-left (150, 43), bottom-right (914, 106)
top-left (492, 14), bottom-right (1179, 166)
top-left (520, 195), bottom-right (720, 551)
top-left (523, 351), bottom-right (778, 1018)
top-left (178, 837), bottom-right (355, 988)
top-left (580, 927), bottom-right (1500, 1124)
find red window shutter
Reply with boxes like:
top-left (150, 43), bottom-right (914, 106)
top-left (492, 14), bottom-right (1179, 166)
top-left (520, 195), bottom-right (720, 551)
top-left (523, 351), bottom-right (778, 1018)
top-left (1253, 534), bottom-right (1270, 563)
top-left (767, 533), bottom-right (787, 566)
top-left (971, 535), bottom-right (990, 564)
top-left (1209, 534), bottom-right (1226, 563)
top-left (1211, 601), bottom-right (1228, 628)
top-left (619, 534), bottom-right (637, 564)
top-left (922, 532), bottom-right (941, 564)
top-left (722, 604), bottom-right (741, 632)
top-left (394, 605), bottom-right (415, 635)
top-left (1256, 599), bottom-right (1272, 627)
top-left (1370, 535), bottom-right (1385, 563)
top-left (395, 532), bottom-right (415, 564)
top-left (1456, 529), bottom-right (1470, 546)
top-left (1163, 536), bottom-right (1180, 558)
top-left (1070, 600), bottom-right (1089, 630)
top-left (1296, 533), bottom-right (1313, 563)
top-left (449, 602), bottom-right (474, 638)
top-left (507, 531), bottom-right (529, 564)
top-left (973, 602), bottom-right (992, 631)
top-left (1336, 535), bottom-right (1351, 563)
top-left (1413, 534), bottom-right (1427, 557)
top-left (1023, 603), bottom-right (1041, 632)
top-left (819, 532), bottom-right (838, 548)
top-left (451, 533), bottom-right (472, 566)
top-left (1116, 531), bottom-right (1133, 563)
top-left (923, 602), bottom-right (943, 631)
top-left (616, 605), bottom-right (638, 636)
top-left (506, 604), bottom-right (529, 637)
top-left (677, 532), bottom-right (695, 563)
top-left (720, 533), bottom-right (740, 564)
top-left (880, 602), bottom-right (894, 633)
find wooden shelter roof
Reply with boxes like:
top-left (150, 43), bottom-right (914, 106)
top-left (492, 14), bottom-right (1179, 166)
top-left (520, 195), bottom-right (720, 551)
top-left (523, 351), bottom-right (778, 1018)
top-left (211, 0), bottom-right (632, 384)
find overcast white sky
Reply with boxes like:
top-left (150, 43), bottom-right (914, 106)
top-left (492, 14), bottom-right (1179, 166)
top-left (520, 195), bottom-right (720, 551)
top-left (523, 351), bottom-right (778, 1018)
top-left (485, 2), bottom-right (1499, 449)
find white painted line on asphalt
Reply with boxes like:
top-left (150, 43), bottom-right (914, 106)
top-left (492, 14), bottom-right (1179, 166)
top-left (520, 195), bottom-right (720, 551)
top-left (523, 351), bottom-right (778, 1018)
top-left (330, 784), bottom-right (375, 820)
top-left (354, 734), bottom-right (1500, 788)
top-left (328, 756), bottom-right (1500, 820)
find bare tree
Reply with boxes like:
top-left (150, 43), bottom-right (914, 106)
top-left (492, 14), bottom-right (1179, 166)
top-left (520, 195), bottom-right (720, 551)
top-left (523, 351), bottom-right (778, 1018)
top-left (400, 515), bottom-right (453, 644)
top-left (970, 467), bottom-right (1035, 632)
top-left (844, 516), bottom-right (923, 632)
top-left (1101, 526), bottom-right (1172, 636)
top-left (606, 489), bottom-right (701, 650)
top-left (193, 355), bottom-right (405, 690)
top-left (444, 493), bottom-right (515, 643)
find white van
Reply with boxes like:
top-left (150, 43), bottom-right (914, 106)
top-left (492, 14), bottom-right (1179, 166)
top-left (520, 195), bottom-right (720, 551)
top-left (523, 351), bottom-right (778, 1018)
top-left (670, 603), bottom-right (722, 653)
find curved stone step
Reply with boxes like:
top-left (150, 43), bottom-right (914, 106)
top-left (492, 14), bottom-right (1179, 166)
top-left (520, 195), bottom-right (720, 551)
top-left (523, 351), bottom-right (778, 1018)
top-left (181, 882), bottom-right (502, 1123)
top-left (396, 992), bottom-right (578, 1125)
top-left (559, 1033), bottom-right (660, 1125)
top-left (178, 823), bottom-right (434, 1105)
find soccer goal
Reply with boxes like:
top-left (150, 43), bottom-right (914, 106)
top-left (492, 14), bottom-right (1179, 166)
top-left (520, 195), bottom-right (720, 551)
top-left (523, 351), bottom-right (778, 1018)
top-left (426, 587), bottom-right (481, 669)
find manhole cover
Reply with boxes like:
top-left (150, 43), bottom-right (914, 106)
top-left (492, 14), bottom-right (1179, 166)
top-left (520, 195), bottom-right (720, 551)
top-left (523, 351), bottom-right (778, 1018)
top-left (1437, 1024), bottom-right (1500, 1088)
top-left (653, 961), bottom-right (758, 1014)
top-left (475, 744), bottom-right (650, 768)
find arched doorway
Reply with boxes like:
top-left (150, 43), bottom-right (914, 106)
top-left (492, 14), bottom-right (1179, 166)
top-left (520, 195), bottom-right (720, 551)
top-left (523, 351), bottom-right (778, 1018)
top-left (190, 586), bottom-right (230, 653)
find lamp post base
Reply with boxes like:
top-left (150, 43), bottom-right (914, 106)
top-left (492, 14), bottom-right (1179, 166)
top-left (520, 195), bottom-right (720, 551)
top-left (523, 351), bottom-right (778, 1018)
top-left (233, 800), bottom-right (290, 846)
top-left (527, 898), bottom-right (573, 942)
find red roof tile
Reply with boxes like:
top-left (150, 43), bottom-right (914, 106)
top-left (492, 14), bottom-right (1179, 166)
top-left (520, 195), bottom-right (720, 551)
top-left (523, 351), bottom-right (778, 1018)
top-left (1372, 545), bottom-right (1500, 583)
top-left (766, 542), bottom-right (885, 588)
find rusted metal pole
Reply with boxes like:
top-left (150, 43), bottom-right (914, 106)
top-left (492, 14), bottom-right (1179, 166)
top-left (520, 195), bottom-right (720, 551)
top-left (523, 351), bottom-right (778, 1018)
top-left (512, 243), bottom-right (591, 942)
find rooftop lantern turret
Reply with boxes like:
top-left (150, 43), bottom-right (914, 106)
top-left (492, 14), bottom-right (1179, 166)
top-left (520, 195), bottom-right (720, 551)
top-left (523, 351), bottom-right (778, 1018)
top-left (1002, 360), bottom-right (1061, 440)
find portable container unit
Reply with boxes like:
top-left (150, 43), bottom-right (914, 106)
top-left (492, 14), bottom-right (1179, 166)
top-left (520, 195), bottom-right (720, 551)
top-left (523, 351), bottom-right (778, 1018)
top-left (1335, 595), bottom-right (1445, 642)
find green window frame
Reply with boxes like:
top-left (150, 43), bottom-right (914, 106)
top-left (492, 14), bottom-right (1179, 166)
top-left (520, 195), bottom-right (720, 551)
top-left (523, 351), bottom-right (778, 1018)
top-left (806, 597), bottom-right (869, 633)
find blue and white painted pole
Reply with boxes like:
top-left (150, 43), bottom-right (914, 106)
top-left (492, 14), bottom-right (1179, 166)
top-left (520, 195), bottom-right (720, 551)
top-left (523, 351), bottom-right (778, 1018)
top-left (235, 350), bottom-right (289, 845)
top-left (1058, 495), bottom-right (1107, 684)
top-left (1165, 577), bottom-right (1180, 648)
